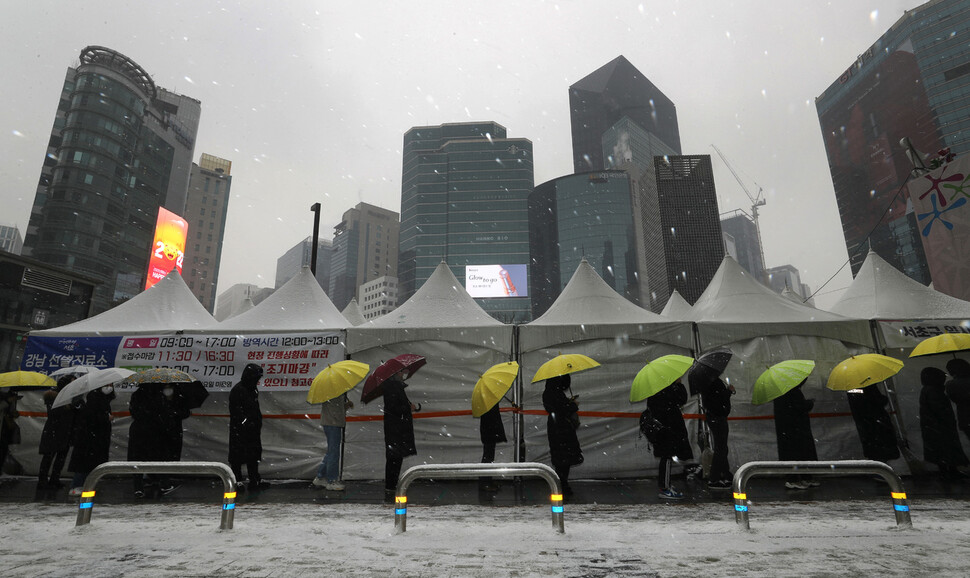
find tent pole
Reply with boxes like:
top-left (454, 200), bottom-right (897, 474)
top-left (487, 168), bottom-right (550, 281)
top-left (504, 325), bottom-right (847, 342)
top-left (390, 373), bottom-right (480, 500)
top-left (869, 319), bottom-right (918, 471)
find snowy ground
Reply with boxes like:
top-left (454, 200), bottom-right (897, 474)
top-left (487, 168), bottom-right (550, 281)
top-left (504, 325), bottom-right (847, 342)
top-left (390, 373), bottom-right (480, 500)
top-left (2, 498), bottom-right (968, 577)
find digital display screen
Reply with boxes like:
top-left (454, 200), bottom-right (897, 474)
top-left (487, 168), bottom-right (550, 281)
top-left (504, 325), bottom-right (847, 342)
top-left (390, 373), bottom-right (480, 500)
top-left (145, 207), bottom-right (188, 290)
top-left (465, 264), bottom-right (528, 298)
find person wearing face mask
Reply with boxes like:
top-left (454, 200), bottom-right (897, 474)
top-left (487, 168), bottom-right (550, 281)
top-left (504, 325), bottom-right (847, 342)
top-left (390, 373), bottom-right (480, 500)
top-left (127, 383), bottom-right (193, 497)
top-left (68, 385), bottom-right (115, 496)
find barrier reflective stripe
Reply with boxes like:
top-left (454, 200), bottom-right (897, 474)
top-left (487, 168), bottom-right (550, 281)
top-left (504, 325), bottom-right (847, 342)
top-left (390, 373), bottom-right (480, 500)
top-left (735, 504), bottom-right (748, 512)
top-left (733, 492), bottom-right (746, 500)
top-left (395, 508), bottom-right (407, 515)
top-left (223, 503), bottom-right (235, 510)
top-left (551, 494), bottom-right (563, 501)
top-left (79, 502), bottom-right (93, 509)
top-left (894, 504), bottom-right (910, 512)
top-left (81, 491), bottom-right (96, 498)
top-left (224, 492), bottom-right (236, 499)
top-left (396, 496), bottom-right (407, 504)
top-left (891, 492), bottom-right (907, 500)
top-left (551, 505), bottom-right (564, 514)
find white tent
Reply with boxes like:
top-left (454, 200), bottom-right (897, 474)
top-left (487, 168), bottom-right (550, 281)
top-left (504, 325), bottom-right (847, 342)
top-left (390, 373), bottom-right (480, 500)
top-left (341, 298), bottom-right (367, 326)
top-left (519, 259), bottom-right (694, 478)
top-left (216, 267), bottom-right (349, 331)
top-left (688, 256), bottom-right (875, 469)
top-left (343, 262), bottom-right (514, 480)
top-left (660, 289), bottom-right (692, 319)
top-left (223, 296), bottom-right (255, 320)
top-left (32, 268), bottom-right (216, 336)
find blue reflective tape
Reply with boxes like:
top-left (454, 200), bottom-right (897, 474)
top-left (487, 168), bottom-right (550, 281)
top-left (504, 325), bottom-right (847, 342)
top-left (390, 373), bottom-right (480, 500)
top-left (223, 503), bottom-right (235, 510)
top-left (395, 508), bottom-right (407, 515)
top-left (551, 505), bottom-right (564, 514)
top-left (894, 504), bottom-right (909, 512)
top-left (78, 502), bottom-right (93, 509)
top-left (734, 504), bottom-right (748, 512)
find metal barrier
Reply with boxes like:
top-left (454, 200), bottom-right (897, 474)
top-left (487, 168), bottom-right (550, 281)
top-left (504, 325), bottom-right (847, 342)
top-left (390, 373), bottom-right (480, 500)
top-left (732, 460), bottom-right (912, 531)
top-left (394, 462), bottom-right (564, 533)
top-left (75, 461), bottom-right (238, 530)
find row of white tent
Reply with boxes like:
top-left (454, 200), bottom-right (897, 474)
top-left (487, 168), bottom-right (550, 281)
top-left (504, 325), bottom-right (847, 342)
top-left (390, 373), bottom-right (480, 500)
top-left (13, 252), bottom-right (970, 480)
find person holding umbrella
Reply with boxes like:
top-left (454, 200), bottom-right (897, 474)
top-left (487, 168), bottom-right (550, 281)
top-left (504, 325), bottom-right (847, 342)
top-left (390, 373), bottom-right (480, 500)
top-left (920, 366), bottom-right (969, 479)
top-left (307, 360), bottom-right (369, 492)
top-left (37, 376), bottom-right (77, 488)
top-left (647, 376), bottom-right (693, 500)
top-left (471, 361), bottom-right (518, 493)
top-left (382, 369), bottom-right (420, 499)
top-left (543, 374), bottom-right (582, 496)
top-left (845, 384), bottom-right (899, 463)
top-left (68, 384), bottom-right (115, 496)
top-left (229, 364), bottom-right (269, 491)
top-left (945, 359), bottom-right (970, 445)
top-left (773, 379), bottom-right (819, 490)
top-left (128, 383), bottom-right (194, 497)
top-left (0, 388), bottom-right (22, 475)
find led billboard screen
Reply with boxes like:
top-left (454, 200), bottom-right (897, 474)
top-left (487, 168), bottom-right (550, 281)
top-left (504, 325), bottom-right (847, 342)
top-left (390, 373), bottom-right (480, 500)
top-left (465, 264), bottom-right (528, 298)
top-left (145, 207), bottom-right (188, 290)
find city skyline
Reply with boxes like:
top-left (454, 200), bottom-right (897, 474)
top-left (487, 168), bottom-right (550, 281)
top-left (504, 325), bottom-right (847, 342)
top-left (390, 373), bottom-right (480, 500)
top-left (0, 1), bottom-right (921, 310)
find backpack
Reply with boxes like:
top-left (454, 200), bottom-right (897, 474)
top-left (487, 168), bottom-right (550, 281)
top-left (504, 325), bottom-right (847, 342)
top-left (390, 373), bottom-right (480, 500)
top-left (639, 409), bottom-right (665, 445)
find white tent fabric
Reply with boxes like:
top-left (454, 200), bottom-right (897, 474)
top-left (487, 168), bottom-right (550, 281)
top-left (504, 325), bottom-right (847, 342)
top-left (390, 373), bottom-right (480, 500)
top-left (216, 267), bottom-right (349, 331)
top-left (519, 260), bottom-right (695, 479)
top-left (224, 297), bottom-right (255, 320)
top-left (830, 250), bottom-right (970, 319)
top-left (341, 298), bottom-right (367, 326)
top-left (343, 262), bottom-right (514, 480)
top-left (32, 268), bottom-right (216, 336)
top-left (660, 289), bottom-right (692, 319)
top-left (780, 285), bottom-right (810, 306)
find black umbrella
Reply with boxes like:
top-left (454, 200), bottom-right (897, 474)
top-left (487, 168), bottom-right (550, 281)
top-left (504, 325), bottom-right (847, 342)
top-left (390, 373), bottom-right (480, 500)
top-left (688, 348), bottom-right (733, 395)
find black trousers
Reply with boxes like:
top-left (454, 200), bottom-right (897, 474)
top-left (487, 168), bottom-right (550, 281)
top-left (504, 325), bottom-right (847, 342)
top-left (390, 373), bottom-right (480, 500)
top-left (658, 456), bottom-right (673, 490)
top-left (230, 459), bottom-right (261, 484)
top-left (385, 449), bottom-right (404, 491)
top-left (38, 450), bottom-right (68, 482)
top-left (708, 416), bottom-right (731, 482)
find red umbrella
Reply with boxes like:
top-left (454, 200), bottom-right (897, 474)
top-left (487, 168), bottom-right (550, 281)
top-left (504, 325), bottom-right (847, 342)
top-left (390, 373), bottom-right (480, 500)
top-left (360, 354), bottom-right (427, 404)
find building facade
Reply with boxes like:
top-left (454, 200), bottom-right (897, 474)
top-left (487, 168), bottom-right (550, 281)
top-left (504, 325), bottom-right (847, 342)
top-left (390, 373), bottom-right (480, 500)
top-left (275, 237), bottom-right (332, 291)
top-left (359, 275), bottom-right (399, 320)
top-left (530, 171), bottom-right (643, 317)
top-left (720, 209), bottom-right (765, 282)
top-left (816, 0), bottom-right (970, 284)
top-left (22, 46), bottom-right (200, 314)
top-left (570, 55), bottom-right (681, 173)
top-left (0, 225), bottom-right (23, 255)
top-left (646, 155), bottom-right (724, 310)
top-left (183, 154), bottom-right (231, 313)
top-left (766, 264), bottom-right (814, 305)
top-left (329, 202), bottom-right (399, 311)
top-left (399, 122), bottom-right (534, 323)
top-left (214, 282), bottom-right (274, 322)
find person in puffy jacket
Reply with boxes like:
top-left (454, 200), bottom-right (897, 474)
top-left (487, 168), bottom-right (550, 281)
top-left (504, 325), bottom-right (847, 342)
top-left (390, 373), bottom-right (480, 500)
top-left (648, 379), bottom-right (692, 500)
top-left (229, 364), bottom-right (267, 490)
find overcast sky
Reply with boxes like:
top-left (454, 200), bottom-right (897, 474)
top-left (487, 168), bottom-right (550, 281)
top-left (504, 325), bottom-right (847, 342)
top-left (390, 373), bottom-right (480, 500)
top-left (0, 0), bottom-right (918, 309)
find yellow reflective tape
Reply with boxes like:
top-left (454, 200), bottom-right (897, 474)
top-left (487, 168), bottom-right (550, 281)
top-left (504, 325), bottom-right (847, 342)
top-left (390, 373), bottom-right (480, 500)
top-left (81, 491), bottom-right (96, 498)
top-left (733, 492), bottom-right (746, 500)
top-left (224, 492), bottom-right (237, 499)
top-left (551, 494), bottom-right (563, 501)
top-left (395, 496), bottom-right (407, 504)
top-left (891, 492), bottom-right (907, 500)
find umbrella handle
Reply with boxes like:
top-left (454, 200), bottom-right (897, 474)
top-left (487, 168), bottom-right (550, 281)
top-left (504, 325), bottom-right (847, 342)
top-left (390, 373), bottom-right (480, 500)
top-left (502, 395), bottom-right (518, 408)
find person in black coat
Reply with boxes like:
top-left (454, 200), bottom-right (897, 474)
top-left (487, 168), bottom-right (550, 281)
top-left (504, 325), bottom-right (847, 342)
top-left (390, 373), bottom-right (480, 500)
top-left (68, 386), bottom-right (115, 494)
top-left (128, 383), bottom-right (193, 496)
top-left (478, 403), bottom-right (508, 492)
top-left (773, 380), bottom-right (819, 489)
top-left (37, 376), bottom-right (76, 488)
top-left (945, 358), bottom-right (970, 444)
top-left (543, 374), bottom-right (582, 496)
top-left (700, 376), bottom-right (735, 489)
top-left (920, 366), bottom-right (969, 478)
top-left (229, 364), bottom-right (266, 490)
top-left (383, 371), bottom-right (419, 496)
top-left (846, 384), bottom-right (899, 463)
top-left (647, 379), bottom-right (693, 499)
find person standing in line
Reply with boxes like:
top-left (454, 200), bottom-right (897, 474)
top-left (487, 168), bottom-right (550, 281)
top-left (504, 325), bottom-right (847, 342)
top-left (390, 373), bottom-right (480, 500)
top-left (312, 392), bottom-right (354, 491)
top-left (37, 376), bottom-right (77, 487)
top-left (773, 380), bottom-right (819, 490)
top-left (846, 384), bottom-right (900, 463)
top-left (382, 370), bottom-right (419, 499)
top-left (945, 358), bottom-right (970, 445)
top-left (647, 378), bottom-right (693, 500)
top-left (128, 383), bottom-right (193, 497)
top-left (68, 385), bottom-right (115, 496)
top-left (0, 389), bottom-right (23, 476)
top-left (543, 374), bottom-right (583, 497)
top-left (921, 366), bottom-right (969, 479)
top-left (701, 376), bottom-right (735, 490)
top-left (478, 402), bottom-right (508, 492)
top-left (229, 364), bottom-right (268, 491)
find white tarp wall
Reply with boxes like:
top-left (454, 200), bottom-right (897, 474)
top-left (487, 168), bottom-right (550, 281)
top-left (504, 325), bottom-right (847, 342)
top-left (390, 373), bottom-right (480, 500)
top-left (688, 257), bottom-right (877, 472)
top-left (519, 260), bottom-right (694, 479)
top-left (343, 263), bottom-right (514, 480)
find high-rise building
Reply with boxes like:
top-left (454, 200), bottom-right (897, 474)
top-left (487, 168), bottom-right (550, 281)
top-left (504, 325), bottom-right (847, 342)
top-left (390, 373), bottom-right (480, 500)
top-left (399, 122), bottom-right (534, 323)
top-left (645, 155), bottom-right (724, 310)
top-left (0, 225), bottom-right (23, 255)
top-left (766, 264), bottom-right (814, 305)
top-left (359, 276), bottom-right (399, 320)
top-left (720, 210), bottom-right (765, 282)
top-left (570, 55), bottom-right (681, 173)
top-left (22, 46), bottom-right (200, 313)
top-left (275, 237), bottom-right (332, 291)
top-left (530, 171), bottom-right (644, 317)
top-left (183, 154), bottom-right (231, 313)
top-left (214, 283), bottom-right (274, 321)
top-left (816, 0), bottom-right (970, 285)
top-left (329, 202), bottom-right (399, 311)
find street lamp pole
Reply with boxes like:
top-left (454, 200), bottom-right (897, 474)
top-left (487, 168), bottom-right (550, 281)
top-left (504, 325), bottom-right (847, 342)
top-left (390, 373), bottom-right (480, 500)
top-left (310, 203), bottom-right (321, 276)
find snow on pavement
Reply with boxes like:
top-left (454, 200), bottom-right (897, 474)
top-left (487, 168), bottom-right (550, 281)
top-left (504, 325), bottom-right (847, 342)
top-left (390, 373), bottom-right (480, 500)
top-left (2, 499), bottom-right (969, 577)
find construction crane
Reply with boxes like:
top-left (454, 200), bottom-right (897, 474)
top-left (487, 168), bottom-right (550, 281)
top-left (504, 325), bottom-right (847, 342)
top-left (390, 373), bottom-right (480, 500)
top-left (711, 144), bottom-right (768, 280)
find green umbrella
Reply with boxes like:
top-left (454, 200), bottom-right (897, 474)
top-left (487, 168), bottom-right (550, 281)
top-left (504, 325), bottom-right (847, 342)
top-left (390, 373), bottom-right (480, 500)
top-left (752, 360), bottom-right (816, 405)
top-left (630, 354), bottom-right (694, 403)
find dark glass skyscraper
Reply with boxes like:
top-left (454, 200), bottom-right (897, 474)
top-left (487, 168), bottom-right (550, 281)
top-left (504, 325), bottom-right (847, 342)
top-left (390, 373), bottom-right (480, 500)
top-left (569, 55), bottom-right (681, 172)
top-left (816, 0), bottom-right (970, 284)
top-left (399, 122), bottom-right (534, 322)
top-left (23, 46), bottom-right (200, 313)
top-left (720, 210), bottom-right (765, 282)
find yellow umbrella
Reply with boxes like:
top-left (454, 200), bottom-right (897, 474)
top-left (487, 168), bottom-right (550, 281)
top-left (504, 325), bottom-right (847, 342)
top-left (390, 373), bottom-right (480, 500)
top-left (307, 360), bottom-right (370, 404)
top-left (909, 333), bottom-right (970, 357)
top-left (0, 371), bottom-right (56, 389)
top-left (471, 361), bottom-right (520, 417)
top-left (826, 354), bottom-right (904, 391)
top-left (531, 353), bottom-right (601, 383)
